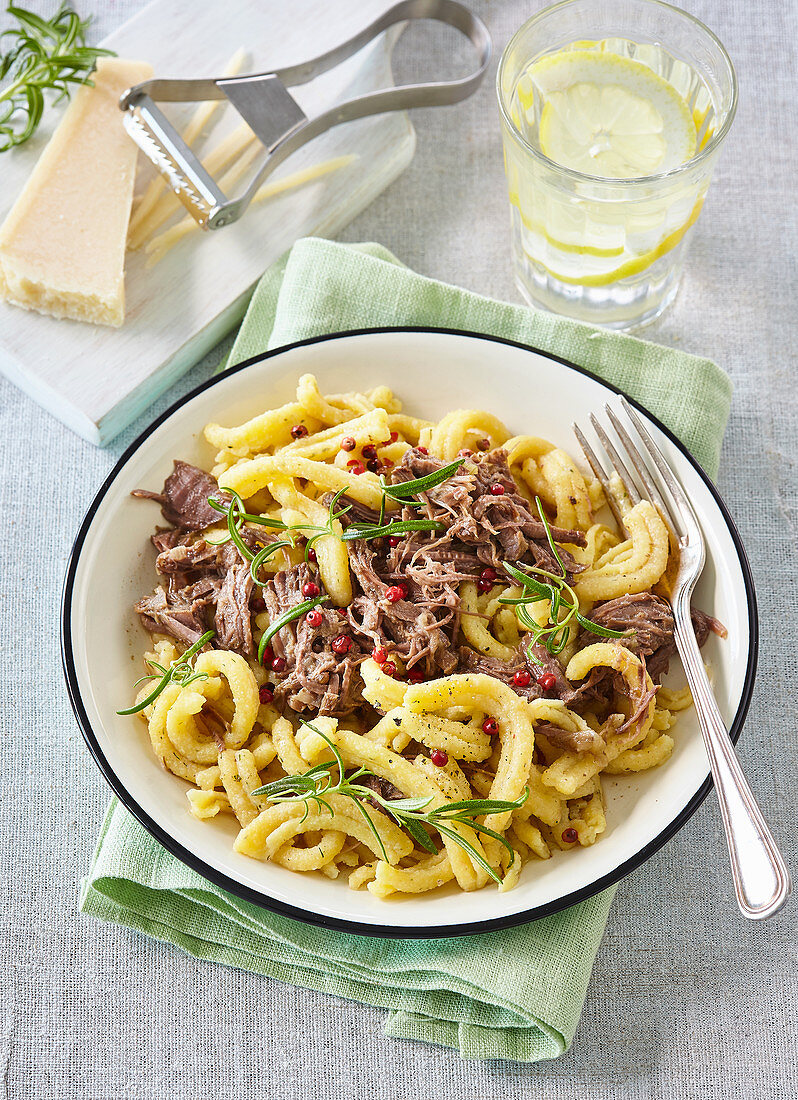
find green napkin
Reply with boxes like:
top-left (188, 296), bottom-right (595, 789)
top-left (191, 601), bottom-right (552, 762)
top-left (80, 238), bottom-right (732, 1064)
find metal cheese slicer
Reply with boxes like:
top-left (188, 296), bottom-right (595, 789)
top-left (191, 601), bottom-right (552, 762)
top-left (118, 0), bottom-right (491, 230)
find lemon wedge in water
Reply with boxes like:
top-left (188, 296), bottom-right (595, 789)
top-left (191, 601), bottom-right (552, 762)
top-left (531, 50), bottom-right (697, 178)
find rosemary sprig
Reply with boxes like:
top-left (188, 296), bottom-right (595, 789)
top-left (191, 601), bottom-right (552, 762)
top-left (1, 3), bottom-right (115, 151)
top-left (252, 723), bottom-right (527, 883)
top-left (256, 596), bottom-right (328, 663)
top-left (208, 487), bottom-right (352, 581)
top-left (379, 457), bottom-right (464, 502)
top-left (209, 489), bottom-right (260, 563)
top-left (206, 497), bottom-right (287, 537)
top-left (498, 498), bottom-right (627, 657)
top-left (209, 457), bottom-right (465, 568)
top-left (340, 518), bottom-right (445, 542)
top-left (117, 629), bottom-right (215, 716)
top-left (249, 539), bottom-right (296, 585)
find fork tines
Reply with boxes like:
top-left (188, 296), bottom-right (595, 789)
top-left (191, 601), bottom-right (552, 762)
top-left (573, 395), bottom-right (702, 549)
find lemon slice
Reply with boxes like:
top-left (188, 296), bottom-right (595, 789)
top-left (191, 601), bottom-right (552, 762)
top-left (530, 50), bottom-right (696, 178)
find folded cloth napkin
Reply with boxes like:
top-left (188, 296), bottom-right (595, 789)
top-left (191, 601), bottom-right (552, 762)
top-left (80, 238), bottom-right (732, 1064)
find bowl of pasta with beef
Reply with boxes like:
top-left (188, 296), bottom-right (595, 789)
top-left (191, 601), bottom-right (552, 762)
top-left (62, 328), bottom-right (757, 937)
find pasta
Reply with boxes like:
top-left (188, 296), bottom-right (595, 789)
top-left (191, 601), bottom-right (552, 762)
top-left (122, 375), bottom-right (722, 897)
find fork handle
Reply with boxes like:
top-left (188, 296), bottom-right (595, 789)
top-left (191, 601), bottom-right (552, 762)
top-left (674, 611), bottom-right (791, 919)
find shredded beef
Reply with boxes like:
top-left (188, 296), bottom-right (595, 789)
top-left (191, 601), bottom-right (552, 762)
top-left (580, 593), bottom-right (673, 656)
top-left (151, 528), bottom-right (184, 554)
top-left (356, 775), bottom-right (404, 801)
top-left (134, 523), bottom-right (260, 651)
top-left (455, 636), bottom-right (621, 715)
top-left (346, 539), bottom-right (460, 677)
top-left (323, 493), bottom-right (382, 527)
top-left (409, 541), bottom-right (482, 576)
top-left (691, 607), bottom-right (727, 646)
top-left (131, 447), bottom-right (726, 732)
top-left (132, 460), bottom-right (229, 530)
top-left (527, 641), bottom-right (575, 699)
top-left (455, 637), bottom-right (603, 709)
top-left (385, 532), bottom-right (482, 585)
top-left (215, 545), bottom-right (254, 655)
top-left (533, 721), bottom-right (604, 754)
top-left (579, 593), bottom-right (724, 683)
top-left (155, 536), bottom-right (224, 576)
top-left (563, 665), bottom-right (616, 710)
top-left (263, 563), bottom-right (366, 717)
top-left (330, 446), bottom-right (593, 686)
top-left (346, 539), bottom-right (388, 601)
top-left (391, 448), bottom-right (586, 580)
top-left (456, 644), bottom-right (542, 701)
top-left (135, 586), bottom-right (210, 648)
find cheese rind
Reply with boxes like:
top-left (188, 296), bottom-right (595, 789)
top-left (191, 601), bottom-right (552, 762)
top-left (0, 57), bottom-right (152, 327)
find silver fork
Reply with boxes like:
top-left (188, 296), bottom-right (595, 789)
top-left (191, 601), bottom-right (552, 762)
top-left (573, 395), bottom-right (791, 921)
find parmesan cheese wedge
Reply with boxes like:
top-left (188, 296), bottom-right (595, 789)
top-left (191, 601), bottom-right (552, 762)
top-left (0, 57), bottom-right (152, 327)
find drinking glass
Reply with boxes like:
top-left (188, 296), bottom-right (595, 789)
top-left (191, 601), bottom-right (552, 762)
top-left (497, 0), bottom-right (737, 329)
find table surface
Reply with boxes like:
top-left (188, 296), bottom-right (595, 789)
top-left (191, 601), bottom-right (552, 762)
top-left (2, 1), bottom-right (795, 1097)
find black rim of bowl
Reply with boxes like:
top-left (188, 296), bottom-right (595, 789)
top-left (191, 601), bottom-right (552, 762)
top-left (61, 327), bottom-right (759, 940)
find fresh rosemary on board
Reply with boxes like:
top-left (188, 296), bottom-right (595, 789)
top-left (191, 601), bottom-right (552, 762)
top-left (252, 723), bottom-right (527, 883)
top-left (0, 3), bottom-right (115, 151)
top-left (116, 629), bottom-right (215, 716)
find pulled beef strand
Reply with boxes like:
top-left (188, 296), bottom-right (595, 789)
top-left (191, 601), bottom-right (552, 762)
top-left (155, 536), bottom-right (225, 577)
top-left (455, 638), bottom-right (615, 713)
top-left (346, 539), bottom-right (460, 677)
top-left (691, 607), bottom-right (728, 645)
top-left (263, 563), bottom-right (367, 718)
top-left (533, 721), bottom-right (605, 754)
top-left (356, 775), bottom-right (405, 802)
top-left (215, 548), bottom-right (254, 656)
top-left (132, 460), bottom-right (230, 531)
top-left (456, 644), bottom-right (541, 700)
top-left (135, 585), bottom-right (211, 649)
top-left (580, 593), bottom-right (723, 682)
top-left (134, 527), bottom-right (258, 653)
top-left (390, 447), bottom-right (586, 580)
top-left (322, 492), bottom-right (382, 527)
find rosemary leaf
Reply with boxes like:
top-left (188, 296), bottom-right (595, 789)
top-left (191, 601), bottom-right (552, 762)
top-left (400, 816), bottom-right (439, 854)
top-left (432, 820), bottom-right (503, 884)
top-left (117, 629), bottom-right (215, 715)
top-left (340, 518), bottom-right (445, 542)
top-left (249, 539), bottom-right (295, 586)
top-left (208, 497), bottom-right (287, 529)
top-left (1, 4), bottom-right (116, 151)
top-left (430, 797), bottom-right (524, 816)
top-left (534, 496), bottom-right (567, 579)
top-left (574, 610), bottom-right (628, 639)
top-left (380, 457), bottom-right (464, 500)
top-left (256, 595), bottom-right (328, 662)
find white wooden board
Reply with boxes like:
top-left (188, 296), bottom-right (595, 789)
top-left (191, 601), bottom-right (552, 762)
top-left (0, 0), bottom-right (415, 445)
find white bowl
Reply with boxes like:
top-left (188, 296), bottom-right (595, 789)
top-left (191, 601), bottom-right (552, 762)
top-left (62, 329), bottom-right (757, 937)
